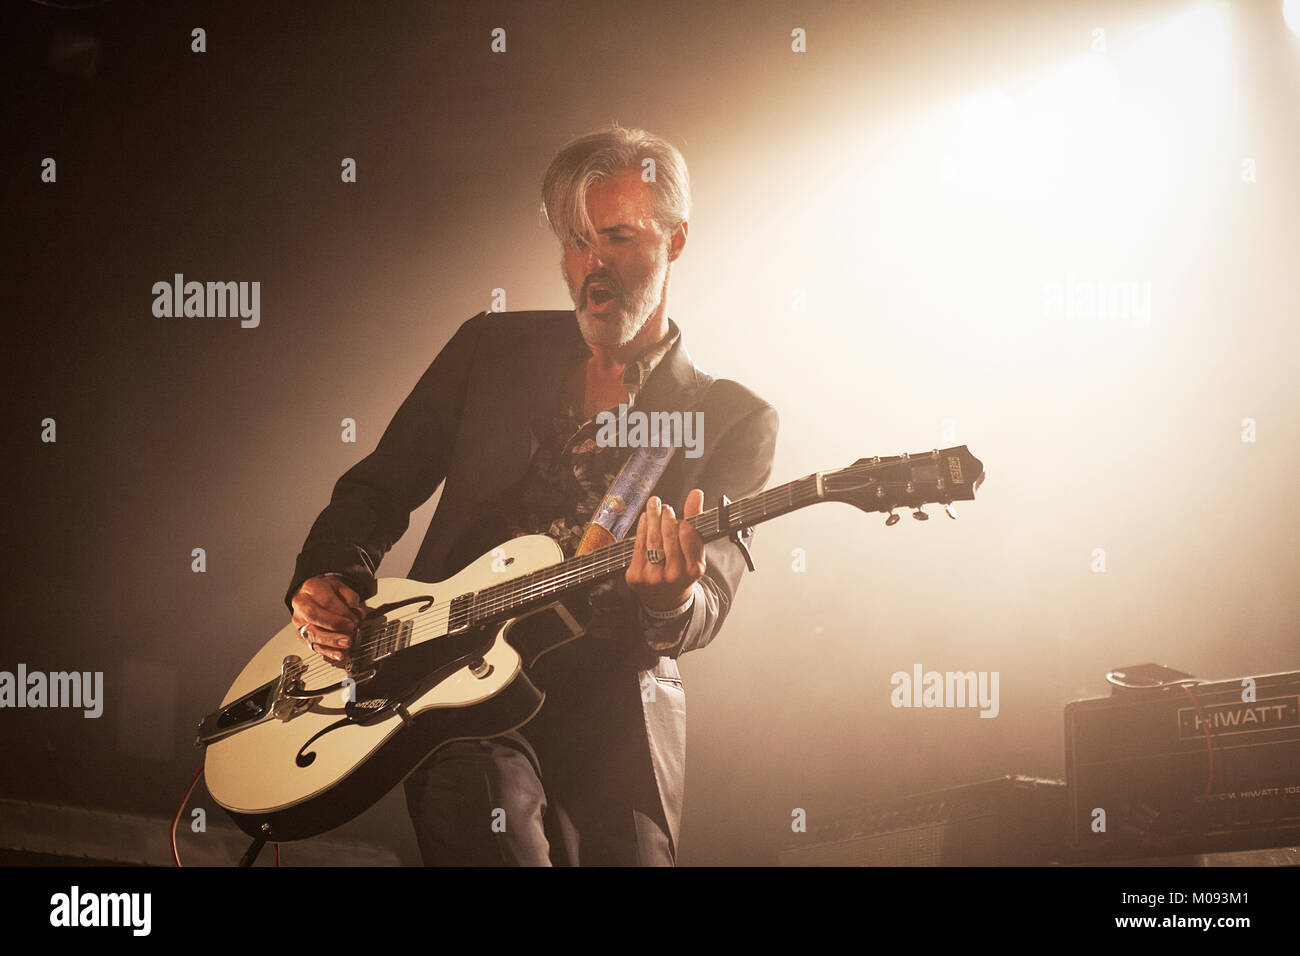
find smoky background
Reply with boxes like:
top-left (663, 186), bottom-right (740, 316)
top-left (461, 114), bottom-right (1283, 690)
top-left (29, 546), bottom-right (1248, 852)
top-left (2, 0), bottom-right (1296, 864)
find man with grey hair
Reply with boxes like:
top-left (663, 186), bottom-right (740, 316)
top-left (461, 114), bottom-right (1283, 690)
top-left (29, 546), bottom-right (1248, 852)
top-left (542, 125), bottom-right (693, 352)
top-left (286, 124), bottom-right (778, 865)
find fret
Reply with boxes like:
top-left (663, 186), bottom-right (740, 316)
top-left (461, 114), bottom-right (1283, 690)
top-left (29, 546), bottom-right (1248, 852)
top-left (457, 448), bottom-right (985, 631)
top-left (464, 475), bottom-right (813, 628)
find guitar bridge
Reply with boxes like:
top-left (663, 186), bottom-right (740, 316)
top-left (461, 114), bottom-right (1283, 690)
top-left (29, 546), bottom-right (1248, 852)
top-left (196, 654), bottom-right (311, 747)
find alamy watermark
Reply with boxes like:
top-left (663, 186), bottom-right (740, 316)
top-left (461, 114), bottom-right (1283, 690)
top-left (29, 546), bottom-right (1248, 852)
top-left (594, 403), bottom-right (703, 459)
top-left (0, 664), bottom-right (103, 718)
top-left (152, 273), bottom-right (260, 328)
top-left (1042, 274), bottom-right (1152, 328)
top-left (890, 664), bottom-right (999, 718)
top-left (49, 886), bottom-right (150, 936)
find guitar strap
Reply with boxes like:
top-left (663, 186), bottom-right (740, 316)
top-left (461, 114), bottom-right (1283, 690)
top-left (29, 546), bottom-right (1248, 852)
top-left (576, 371), bottom-right (715, 554)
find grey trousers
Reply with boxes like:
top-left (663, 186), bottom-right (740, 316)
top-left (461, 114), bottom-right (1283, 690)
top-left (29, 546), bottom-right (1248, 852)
top-left (402, 729), bottom-right (675, 866)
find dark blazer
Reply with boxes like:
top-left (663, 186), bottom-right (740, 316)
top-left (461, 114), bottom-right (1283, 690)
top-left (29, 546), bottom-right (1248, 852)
top-left (286, 309), bottom-right (779, 854)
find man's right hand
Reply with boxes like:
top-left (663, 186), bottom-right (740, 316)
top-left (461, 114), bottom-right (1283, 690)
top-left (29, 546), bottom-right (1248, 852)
top-left (290, 575), bottom-right (367, 665)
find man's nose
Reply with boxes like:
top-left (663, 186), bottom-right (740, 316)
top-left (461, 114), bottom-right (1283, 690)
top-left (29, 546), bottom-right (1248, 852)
top-left (581, 241), bottom-right (606, 272)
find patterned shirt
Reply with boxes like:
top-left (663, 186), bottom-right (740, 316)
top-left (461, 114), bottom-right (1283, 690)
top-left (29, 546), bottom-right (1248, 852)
top-left (501, 320), bottom-right (680, 555)
top-left (494, 318), bottom-right (692, 650)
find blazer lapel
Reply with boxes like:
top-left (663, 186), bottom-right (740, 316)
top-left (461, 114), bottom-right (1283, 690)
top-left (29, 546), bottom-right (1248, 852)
top-left (522, 312), bottom-right (584, 458)
top-left (634, 322), bottom-right (707, 415)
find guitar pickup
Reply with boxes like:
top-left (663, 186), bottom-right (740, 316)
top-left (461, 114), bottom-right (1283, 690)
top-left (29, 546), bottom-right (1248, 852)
top-left (365, 617), bottom-right (414, 662)
top-left (447, 593), bottom-right (474, 633)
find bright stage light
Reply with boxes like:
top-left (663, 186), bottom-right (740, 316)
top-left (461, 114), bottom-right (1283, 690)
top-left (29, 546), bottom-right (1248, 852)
top-left (1285, 0), bottom-right (1300, 39)
top-left (1017, 52), bottom-right (1121, 147)
top-left (1157, 1), bottom-right (1231, 73)
top-left (955, 88), bottom-right (1016, 146)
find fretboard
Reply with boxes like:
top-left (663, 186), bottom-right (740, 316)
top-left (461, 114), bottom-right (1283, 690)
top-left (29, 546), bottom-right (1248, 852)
top-left (455, 474), bottom-right (824, 628)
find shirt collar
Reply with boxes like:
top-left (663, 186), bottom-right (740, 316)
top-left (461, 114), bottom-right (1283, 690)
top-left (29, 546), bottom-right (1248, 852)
top-left (625, 318), bottom-right (680, 394)
top-left (574, 317), bottom-right (681, 407)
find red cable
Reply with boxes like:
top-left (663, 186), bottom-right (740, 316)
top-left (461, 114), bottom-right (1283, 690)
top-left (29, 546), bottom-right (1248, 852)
top-left (170, 765), bottom-right (205, 867)
top-left (172, 764), bottom-right (282, 866)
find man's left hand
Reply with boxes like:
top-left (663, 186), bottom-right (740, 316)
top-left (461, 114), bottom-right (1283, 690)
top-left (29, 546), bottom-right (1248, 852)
top-left (626, 489), bottom-right (706, 612)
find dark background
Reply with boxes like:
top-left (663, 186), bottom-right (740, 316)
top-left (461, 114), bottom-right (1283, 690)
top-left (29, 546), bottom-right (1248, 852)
top-left (3, 0), bottom-right (1297, 865)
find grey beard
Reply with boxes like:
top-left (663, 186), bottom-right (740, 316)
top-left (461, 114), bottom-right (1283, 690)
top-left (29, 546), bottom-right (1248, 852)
top-left (569, 258), bottom-right (669, 349)
top-left (576, 301), bottom-right (647, 348)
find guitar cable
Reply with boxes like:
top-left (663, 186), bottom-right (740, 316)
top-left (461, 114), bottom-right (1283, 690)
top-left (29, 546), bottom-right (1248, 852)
top-left (170, 766), bottom-right (203, 867)
top-left (171, 764), bottom-right (280, 867)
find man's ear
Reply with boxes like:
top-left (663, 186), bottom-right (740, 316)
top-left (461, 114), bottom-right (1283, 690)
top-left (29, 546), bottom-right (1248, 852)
top-left (667, 220), bottom-right (688, 262)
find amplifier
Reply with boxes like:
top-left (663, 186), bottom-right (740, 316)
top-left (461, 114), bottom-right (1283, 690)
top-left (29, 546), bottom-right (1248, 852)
top-left (778, 776), bottom-right (1066, 866)
top-left (1064, 669), bottom-right (1300, 860)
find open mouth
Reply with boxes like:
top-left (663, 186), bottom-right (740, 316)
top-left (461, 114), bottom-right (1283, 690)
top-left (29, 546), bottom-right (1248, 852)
top-left (588, 286), bottom-right (616, 310)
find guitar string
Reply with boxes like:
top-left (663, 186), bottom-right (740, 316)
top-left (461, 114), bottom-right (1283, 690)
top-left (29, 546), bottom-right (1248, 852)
top-left (291, 462), bottom-right (940, 685)
top-left (293, 491), bottom-right (793, 683)
top-left (292, 478), bottom-right (824, 685)
top-left (289, 460), bottom-right (946, 686)
top-left (292, 458), bottom-right (960, 685)
top-left (386, 464), bottom-right (900, 634)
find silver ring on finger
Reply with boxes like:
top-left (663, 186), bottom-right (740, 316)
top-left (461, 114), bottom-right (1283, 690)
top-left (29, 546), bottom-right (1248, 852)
top-left (298, 624), bottom-right (310, 639)
top-left (646, 548), bottom-right (665, 565)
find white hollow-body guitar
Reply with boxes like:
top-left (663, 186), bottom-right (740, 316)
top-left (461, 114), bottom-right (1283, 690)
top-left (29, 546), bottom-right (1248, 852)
top-left (200, 447), bottom-right (985, 842)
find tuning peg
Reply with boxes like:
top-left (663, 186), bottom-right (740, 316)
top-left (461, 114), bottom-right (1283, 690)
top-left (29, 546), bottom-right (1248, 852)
top-left (944, 503), bottom-right (958, 520)
top-left (885, 511), bottom-right (900, 526)
top-left (912, 509), bottom-right (929, 521)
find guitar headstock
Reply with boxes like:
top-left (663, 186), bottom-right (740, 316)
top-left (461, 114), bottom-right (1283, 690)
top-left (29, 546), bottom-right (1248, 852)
top-left (821, 445), bottom-right (985, 520)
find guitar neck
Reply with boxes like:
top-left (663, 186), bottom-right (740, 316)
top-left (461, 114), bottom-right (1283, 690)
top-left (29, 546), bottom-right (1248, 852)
top-left (455, 444), bottom-right (985, 630)
top-left (460, 474), bottom-right (823, 628)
